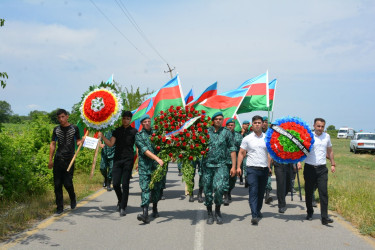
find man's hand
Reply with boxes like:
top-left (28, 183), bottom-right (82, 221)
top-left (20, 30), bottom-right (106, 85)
top-left (297, 162), bottom-right (302, 170)
top-left (236, 168), bottom-right (242, 177)
top-left (48, 160), bottom-right (53, 169)
top-left (156, 157), bottom-right (164, 166)
top-left (230, 167), bottom-right (237, 177)
top-left (331, 165), bottom-right (336, 173)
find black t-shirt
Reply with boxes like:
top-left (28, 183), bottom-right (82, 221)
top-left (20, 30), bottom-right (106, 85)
top-left (52, 124), bottom-right (81, 159)
top-left (112, 126), bottom-right (138, 161)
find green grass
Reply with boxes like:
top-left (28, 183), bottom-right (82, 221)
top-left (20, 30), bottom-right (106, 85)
top-left (0, 170), bottom-right (103, 242)
top-left (295, 138), bottom-right (375, 237)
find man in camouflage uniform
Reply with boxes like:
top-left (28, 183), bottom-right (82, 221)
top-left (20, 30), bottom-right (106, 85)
top-left (262, 116), bottom-right (273, 204)
top-left (202, 112), bottom-right (236, 225)
top-left (223, 118), bottom-right (243, 205)
top-left (240, 120), bottom-right (251, 187)
top-left (188, 158), bottom-right (204, 203)
top-left (100, 130), bottom-right (115, 191)
top-left (135, 114), bottom-right (164, 224)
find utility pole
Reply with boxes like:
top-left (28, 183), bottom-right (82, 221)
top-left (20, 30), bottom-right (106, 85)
top-left (164, 64), bottom-right (175, 79)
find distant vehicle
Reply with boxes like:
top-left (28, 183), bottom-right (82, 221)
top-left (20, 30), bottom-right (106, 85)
top-left (337, 127), bottom-right (354, 139)
top-left (350, 133), bottom-right (375, 154)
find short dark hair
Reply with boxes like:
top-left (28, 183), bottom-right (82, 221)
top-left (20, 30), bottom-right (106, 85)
top-left (252, 115), bottom-right (263, 123)
top-left (122, 110), bottom-right (133, 118)
top-left (56, 109), bottom-right (68, 116)
top-left (314, 118), bottom-right (326, 124)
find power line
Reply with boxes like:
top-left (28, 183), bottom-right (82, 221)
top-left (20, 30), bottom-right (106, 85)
top-left (115, 0), bottom-right (170, 65)
top-left (89, 0), bottom-right (149, 59)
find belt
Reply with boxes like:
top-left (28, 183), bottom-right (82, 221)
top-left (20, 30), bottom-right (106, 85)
top-left (305, 163), bottom-right (326, 168)
top-left (247, 166), bottom-right (267, 170)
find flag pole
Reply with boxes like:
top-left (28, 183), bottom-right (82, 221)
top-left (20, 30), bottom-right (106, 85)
top-left (270, 79), bottom-right (278, 123)
top-left (177, 74), bottom-right (186, 108)
top-left (232, 85), bottom-right (252, 118)
top-left (266, 70), bottom-right (270, 125)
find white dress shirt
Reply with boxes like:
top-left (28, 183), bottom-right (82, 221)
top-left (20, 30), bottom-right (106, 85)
top-left (240, 132), bottom-right (268, 168)
top-left (305, 132), bottom-right (332, 165)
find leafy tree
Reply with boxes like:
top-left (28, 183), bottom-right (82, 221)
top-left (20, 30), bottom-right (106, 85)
top-left (0, 19), bottom-right (7, 89)
top-left (327, 125), bottom-right (336, 131)
top-left (48, 108), bottom-right (60, 124)
top-left (113, 81), bottom-right (153, 111)
top-left (28, 110), bottom-right (48, 120)
top-left (0, 100), bottom-right (12, 123)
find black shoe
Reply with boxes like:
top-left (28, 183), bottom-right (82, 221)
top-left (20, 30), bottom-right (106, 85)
top-left (198, 188), bottom-right (204, 203)
top-left (152, 203), bottom-right (159, 218)
top-left (312, 200), bottom-right (317, 207)
top-left (206, 206), bottom-right (214, 225)
top-left (265, 190), bottom-right (272, 204)
top-left (137, 206), bottom-right (150, 223)
top-left (278, 207), bottom-right (287, 213)
top-left (215, 205), bottom-right (223, 225)
top-left (189, 194), bottom-right (194, 202)
top-left (240, 181), bottom-right (244, 185)
top-left (306, 214), bottom-right (313, 221)
top-left (120, 208), bottom-right (126, 217)
top-left (228, 192), bottom-right (232, 201)
top-left (251, 217), bottom-right (259, 225)
top-left (71, 199), bottom-right (77, 209)
top-left (107, 181), bottom-right (112, 191)
top-left (103, 178), bottom-right (107, 187)
top-left (322, 217), bottom-right (334, 225)
top-left (116, 202), bottom-right (121, 212)
top-left (257, 212), bottom-right (263, 218)
top-left (55, 208), bottom-right (63, 215)
top-left (223, 192), bottom-right (229, 206)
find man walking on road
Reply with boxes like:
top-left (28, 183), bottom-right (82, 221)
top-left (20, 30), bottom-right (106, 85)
top-left (304, 118), bottom-right (336, 225)
top-left (240, 120), bottom-right (251, 186)
top-left (237, 115), bottom-right (271, 225)
top-left (202, 112), bottom-right (236, 225)
top-left (99, 111), bottom-right (138, 217)
top-left (48, 109), bottom-right (82, 214)
top-left (135, 114), bottom-right (164, 224)
top-left (99, 130), bottom-right (115, 191)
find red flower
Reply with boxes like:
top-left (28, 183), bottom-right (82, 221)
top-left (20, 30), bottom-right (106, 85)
top-left (207, 117), bottom-right (211, 121)
top-left (178, 154), bottom-right (183, 158)
top-left (154, 125), bottom-right (159, 129)
top-left (156, 146), bottom-right (161, 151)
top-left (152, 133), bottom-right (156, 136)
top-left (196, 144), bottom-right (200, 147)
top-left (154, 118), bottom-right (158, 122)
top-left (203, 122), bottom-right (207, 126)
top-left (186, 133), bottom-right (191, 138)
top-left (169, 153), bottom-right (173, 157)
top-left (181, 120), bottom-right (185, 123)
top-left (190, 144), bottom-right (194, 149)
top-left (180, 137), bottom-right (185, 141)
top-left (198, 127), bottom-right (203, 132)
top-left (158, 135), bottom-right (162, 139)
top-left (179, 132), bottom-right (184, 135)
top-left (199, 136), bottom-right (203, 140)
top-left (151, 136), bottom-right (154, 141)
top-left (204, 129), bottom-right (208, 133)
top-left (188, 113), bottom-right (193, 118)
top-left (192, 136), bottom-right (197, 140)
top-left (201, 151), bottom-right (206, 155)
top-left (168, 116), bottom-right (172, 120)
top-left (207, 134), bottom-right (210, 139)
top-left (162, 137), bottom-right (166, 142)
top-left (167, 140), bottom-right (171, 145)
top-left (183, 142), bottom-right (187, 146)
top-left (176, 143), bottom-right (181, 147)
top-left (184, 129), bottom-right (187, 133)
top-left (197, 123), bottom-right (201, 127)
top-left (176, 106), bottom-right (181, 110)
top-left (171, 126), bottom-right (175, 130)
top-left (189, 156), bottom-right (194, 160)
top-left (206, 148), bottom-right (209, 152)
top-left (201, 139), bottom-right (206, 143)
top-left (160, 110), bottom-right (164, 114)
top-left (164, 124), bottom-right (168, 129)
top-left (160, 115), bottom-right (164, 119)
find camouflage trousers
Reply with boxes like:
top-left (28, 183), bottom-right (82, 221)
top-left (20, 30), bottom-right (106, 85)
top-left (266, 164), bottom-right (273, 191)
top-left (139, 174), bottom-right (162, 207)
top-left (223, 164), bottom-right (237, 192)
top-left (203, 165), bottom-right (228, 206)
top-left (100, 155), bottom-right (113, 181)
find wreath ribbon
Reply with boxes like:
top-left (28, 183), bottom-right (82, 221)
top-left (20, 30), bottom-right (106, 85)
top-left (270, 124), bottom-right (310, 156)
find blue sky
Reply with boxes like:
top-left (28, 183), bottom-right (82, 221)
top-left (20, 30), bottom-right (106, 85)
top-left (1, 0), bottom-right (374, 131)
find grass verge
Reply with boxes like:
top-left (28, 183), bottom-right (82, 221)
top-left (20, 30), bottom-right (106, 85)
top-left (0, 170), bottom-right (102, 242)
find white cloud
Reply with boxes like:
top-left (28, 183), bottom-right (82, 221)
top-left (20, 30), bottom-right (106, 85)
top-left (27, 104), bottom-right (41, 110)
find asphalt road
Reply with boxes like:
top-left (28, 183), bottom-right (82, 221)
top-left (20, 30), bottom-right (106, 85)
top-left (2, 163), bottom-right (374, 250)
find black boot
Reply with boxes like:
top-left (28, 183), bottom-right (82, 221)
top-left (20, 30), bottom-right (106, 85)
top-left (197, 187), bottom-right (204, 203)
top-left (107, 180), bottom-right (112, 191)
top-left (228, 191), bottom-right (232, 201)
top-left (189, 194), bottom-right (194, 202)
top-left (265, 190), bottom-right (273, 204)
top-left (137, 206), bottom-right (150, 223)
top-left (207, 206), bottom-right (214, 225)
top-left (152, 203), bottom-right (159, 218)
top-left (223, 192), bottom-right (229, 206)
top-left (240, 175), bottom-right (243, 185)
top-left (215, 205), bottom-right (223, 225)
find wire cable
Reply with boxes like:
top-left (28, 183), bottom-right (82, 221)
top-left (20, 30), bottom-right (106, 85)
top-left (89, 0), bottom-right (149, 59)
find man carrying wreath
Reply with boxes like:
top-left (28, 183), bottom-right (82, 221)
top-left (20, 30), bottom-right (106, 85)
top-left (202, 112), bottom-right (236, 225)
top-left (135, 114), bottom-right (164, 224)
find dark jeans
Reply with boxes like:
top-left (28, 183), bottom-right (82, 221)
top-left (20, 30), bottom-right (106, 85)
top-left (274, 163), bottom-right (293, 208)
top-left (53, 156), bottom-right (76, 210)
top-left (303, 163), bottom-right (329, 219)
top-left (246, 167), bottom-right (269, 218)
top-left (112, 158), bottom-right (134, 209)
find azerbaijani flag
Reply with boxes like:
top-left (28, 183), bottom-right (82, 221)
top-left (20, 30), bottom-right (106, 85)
top-left (237, 72), bottom-right (269, 114)
top-left (186, 82), bottom-right (217, 108)
top-left (195, 87), bottom-right (250, 119)
top-left (147, 74), bottom-right (185, 119)
top-left (268, 79), bottom-right (277, 112)
top-left (185, 88), bottom-right (194, 105)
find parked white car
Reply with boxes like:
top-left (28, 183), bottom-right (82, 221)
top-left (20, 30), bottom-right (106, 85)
top-left (350, 133), bottom-right (375, 154)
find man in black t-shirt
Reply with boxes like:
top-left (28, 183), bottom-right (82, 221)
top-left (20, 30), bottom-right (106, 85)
top-left (49, 109), bottom-right (82, 214)
top-left (99, 110), bottom-right (138, 217)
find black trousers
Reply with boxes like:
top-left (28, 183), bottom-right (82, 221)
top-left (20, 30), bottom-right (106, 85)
top-left (53, 156), bottom-right (76, 210)
top-left (274, 163), bottom-right (293, 208)
top-left (303, 163), bottom-right (329, 219)
top-left (112, 158), bottom-right (134, 209)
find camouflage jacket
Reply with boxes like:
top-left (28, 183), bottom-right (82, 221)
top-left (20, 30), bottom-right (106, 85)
top-left (226, 131), bottom-right (243, 164)
top-left (135, 128), bottom-right (158, 175)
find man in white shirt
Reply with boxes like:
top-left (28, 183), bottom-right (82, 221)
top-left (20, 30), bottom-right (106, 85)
top-left (304, 118), bottom-right (336, 225)
top-left (235, 115), bottom-right (271, 225)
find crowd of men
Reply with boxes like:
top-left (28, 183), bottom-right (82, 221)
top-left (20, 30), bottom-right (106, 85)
top-left (48, 109), bottom-right (336, 226)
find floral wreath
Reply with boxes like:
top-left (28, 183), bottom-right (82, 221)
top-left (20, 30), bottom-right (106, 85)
top-left (149, 105), bottom-right (211, 194)
top-left (79, 82), bottom-right (124, 131)
top-left (265, 116), bottom-right (315, 164)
